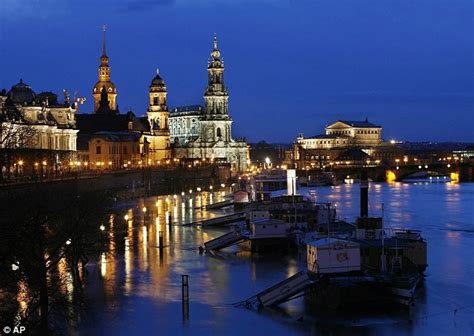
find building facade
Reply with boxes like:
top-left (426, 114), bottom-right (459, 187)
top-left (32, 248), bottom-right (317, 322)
top-left (88, 131), bottom-right (145, 169)
top-left (0, 80), bottom-right (78, 177)
top-left (289, 119), bottom-right (399, 168)
top-left (296, 119), bottom-right (383, 151)
top-left (171, 36), bottom-right (249, 172)
top-left (169, 105), bottom-right (203, 145)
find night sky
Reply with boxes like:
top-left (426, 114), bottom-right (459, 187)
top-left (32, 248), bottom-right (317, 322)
top-left (0, 0), bottom-right (473, 143)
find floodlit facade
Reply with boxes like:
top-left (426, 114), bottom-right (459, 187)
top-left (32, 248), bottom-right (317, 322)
top-left (171, 36), bottom-right (249, 172)
top-left (0, 80), bottom-right (78, 152)
top-left (289, 119), bottom-right (400, 168)
top-left (296, 119), bottom-right (383, 151)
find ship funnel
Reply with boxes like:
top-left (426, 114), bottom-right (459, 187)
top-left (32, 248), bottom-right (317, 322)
top-left (360, 170), bottom-right (368, 217)
top-left (287, 169), bottom-right (297, 196)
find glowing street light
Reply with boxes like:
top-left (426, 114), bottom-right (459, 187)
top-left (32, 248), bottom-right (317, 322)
top-left (100, 225), bottom-right (106, 231)
top-left (124, 214), bottom-right (129, 221)
top-left (142, 207), bottom-right (147, 213)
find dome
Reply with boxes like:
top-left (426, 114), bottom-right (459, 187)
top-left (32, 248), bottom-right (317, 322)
top-left (7, 79), bottom-right (36, 105)
top-left (150, 69), bottom-right (165, 87)
top-left (36, 91), bottom-right (58, 105)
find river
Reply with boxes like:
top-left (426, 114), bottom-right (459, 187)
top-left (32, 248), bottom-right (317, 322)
top-left (77, 182), bottom-right (474, 335)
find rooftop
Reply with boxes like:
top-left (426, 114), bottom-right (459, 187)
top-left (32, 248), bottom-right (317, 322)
top-left (171, 105), bottom-right (204, 114)
top-left (336, 119), bottom-right (381, 128)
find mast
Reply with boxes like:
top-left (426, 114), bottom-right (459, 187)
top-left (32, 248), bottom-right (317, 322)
top-left (381, 203), bottom-right (387, 273)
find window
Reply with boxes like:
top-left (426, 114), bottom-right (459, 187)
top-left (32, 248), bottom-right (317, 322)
top-left (216, 127), bottom-right (222, 137)
top-left (96, 146), bottom-right (101, 154)
top-left (123, 146), bottom-right (128, 155)
top-left (153, 97), bottom-right (159, 105)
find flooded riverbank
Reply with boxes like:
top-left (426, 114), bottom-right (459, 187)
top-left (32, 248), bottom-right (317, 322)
top-left (77, 182), bottom-right (474, 335)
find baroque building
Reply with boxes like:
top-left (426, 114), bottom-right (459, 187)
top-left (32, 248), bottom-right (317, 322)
top-left (145, 70), bottom-right (171, 161)
top-left (92, 27), bottom-right (117, 113)
top-left (169, 105), bottom-right (203, 145)
top-left (171, 36), bottom-right (248, 172)
top-left (0, 80), bottom-right (78, 176)
top-left (289, 119), bottom-right (400, 168)
top-left (76, 28), bottom-right (171, 167)
top-left (296, 119), bottom-right (383, 151)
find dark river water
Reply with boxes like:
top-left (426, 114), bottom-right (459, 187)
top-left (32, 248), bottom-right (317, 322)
top-left (76, 182), bottom-right (474, 336)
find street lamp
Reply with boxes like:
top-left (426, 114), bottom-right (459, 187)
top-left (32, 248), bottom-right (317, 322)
top-left (264, 157), bottom-right (271, 169)
top-left (142, 206), bottom-right (147, 224)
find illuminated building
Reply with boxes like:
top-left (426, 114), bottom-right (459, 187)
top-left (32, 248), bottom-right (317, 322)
top-left (296, 119), bottom-right (383, 150)
top-left (144, 70), bottom-right (171, 161)
top-left (290, 119), bottom-right (401, 168)
top-left (88, 131), bottom-right (145, 169)
top-left (92, 26), bottom-right (117, 113)
top-left (171, 36), bottom-right (249, 172)
top-left (77, 29), bottom-right (170, 166)
top-left (0, 80), bottom-right (78, 176)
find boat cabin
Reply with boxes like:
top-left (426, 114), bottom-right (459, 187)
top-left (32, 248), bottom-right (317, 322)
top-left (307, 238), bottom-right (361, 274)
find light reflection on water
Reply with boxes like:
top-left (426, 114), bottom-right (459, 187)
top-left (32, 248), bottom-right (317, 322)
top-left (78, 185), bottom-right (474, 336)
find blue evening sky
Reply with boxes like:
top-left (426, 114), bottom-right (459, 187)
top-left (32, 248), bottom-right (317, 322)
top-left (0, 0), bottom-right (473, 142)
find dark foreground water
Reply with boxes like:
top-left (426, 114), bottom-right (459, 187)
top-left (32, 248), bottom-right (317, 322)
top-left (77, 183), bottom-right (474, 336)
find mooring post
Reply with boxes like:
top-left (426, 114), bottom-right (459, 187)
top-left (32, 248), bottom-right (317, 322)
top-left (159, 230), bottom-right (164, 251)
top-left (182, 274), bottom-right (189, 321)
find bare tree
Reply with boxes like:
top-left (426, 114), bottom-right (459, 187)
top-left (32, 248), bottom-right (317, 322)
top-left (0, 120), bottom-right (38, 180)
top-left (0, 122), bottom-right (38, 149)
top-left (0, 187), bottom-right (114, 334)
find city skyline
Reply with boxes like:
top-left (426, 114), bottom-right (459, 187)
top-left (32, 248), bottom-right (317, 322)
top-left (0, 0), bottom-right (473, 143)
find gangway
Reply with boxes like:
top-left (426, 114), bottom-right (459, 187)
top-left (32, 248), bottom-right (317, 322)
top-left (235, 271), bottom-right (314, 308)
top-left (183, 212), bottom-right (245, 227)
top-left (204, 231), bottom-right (248, 251)
top-left (202, 199), bottom-right (234, 210)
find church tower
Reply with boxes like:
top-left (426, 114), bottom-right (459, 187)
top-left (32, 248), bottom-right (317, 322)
top-left (146, 69), bottom-right (171, 160)
top-left (201, 35), bottom-right (232, 143)
top-left (93, 26), bottom-right (117, 113)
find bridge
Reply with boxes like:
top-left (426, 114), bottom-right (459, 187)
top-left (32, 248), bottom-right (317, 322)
top-left (303, 162), bottom-right (474, 182)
